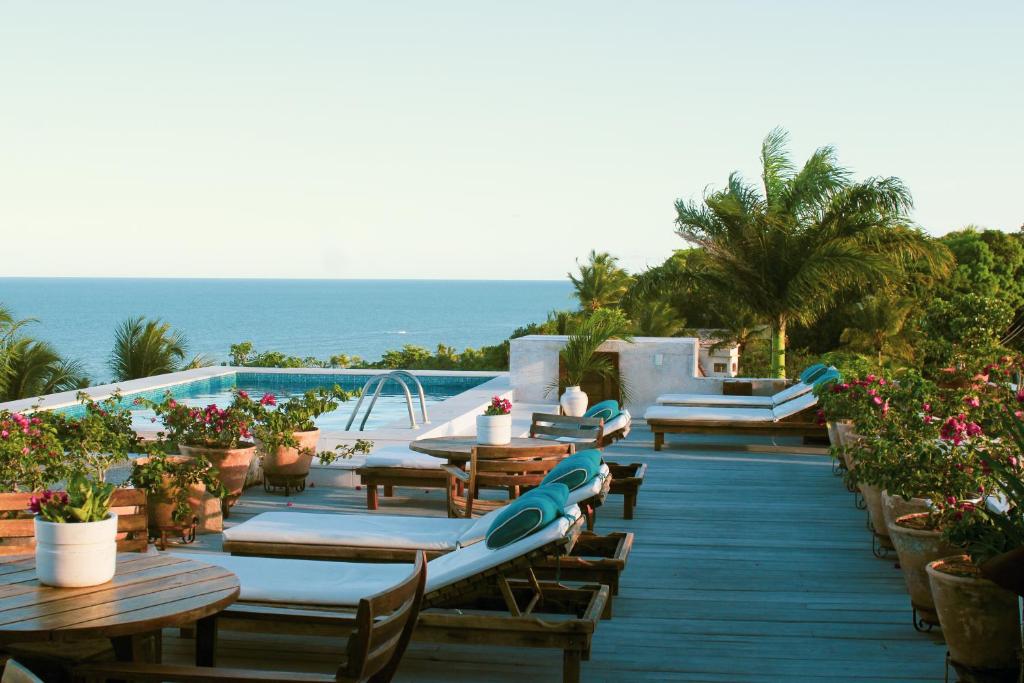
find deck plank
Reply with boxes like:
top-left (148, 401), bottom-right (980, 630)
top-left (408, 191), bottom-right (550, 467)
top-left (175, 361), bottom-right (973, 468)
top-left (159, 426), bottom-right (946, 681)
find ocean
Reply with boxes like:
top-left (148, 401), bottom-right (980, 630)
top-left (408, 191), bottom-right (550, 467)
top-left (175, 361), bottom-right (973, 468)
top-left (0, 278), bottom-right (574, 383)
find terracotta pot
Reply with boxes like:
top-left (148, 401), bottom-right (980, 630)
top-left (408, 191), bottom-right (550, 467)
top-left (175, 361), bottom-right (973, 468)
top-left (179, 442), bottom-right (256, 508)
top-left (980, 545), bottom-right (1024, 597)
top-left (136, 455), bottom-right (208, 530)
top-left (260, 430), bottom-right (320, 477)
top-left (860, 484), bottom-right (893, 549)
top-left (881, 490), bottom-right (930, 532)
top-left (887, 513), bottom-right (960, 627)
top-left (927, 555), bottom-right (1021, 676)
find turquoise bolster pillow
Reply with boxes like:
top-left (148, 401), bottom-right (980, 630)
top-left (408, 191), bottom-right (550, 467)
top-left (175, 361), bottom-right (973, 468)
top-left (540, 450), bottom-right (602, 491)
top-left (486, 483), bottom-right (569, 549)
top-left (812, 368), bottom-right (841, 390)
top-left (800, 364), bottom-right (827, 384)
top-left (584, 400), bottom-right (619, 421)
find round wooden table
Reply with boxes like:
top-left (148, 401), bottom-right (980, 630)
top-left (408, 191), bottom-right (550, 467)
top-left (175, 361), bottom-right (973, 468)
top-left (0, 552), bottom-right (239, 666)
top-left (409, 436), bottom-right (569, 465)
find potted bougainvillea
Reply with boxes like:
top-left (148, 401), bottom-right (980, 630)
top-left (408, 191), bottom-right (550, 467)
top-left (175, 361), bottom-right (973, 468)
top-left (477, 396), bottom-right (512, 445)
top-left (139, 393), bottom-right (255, 514)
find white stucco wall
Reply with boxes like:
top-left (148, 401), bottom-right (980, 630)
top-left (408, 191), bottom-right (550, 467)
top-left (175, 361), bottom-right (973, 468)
top-left (510, 335), bottom-right (742, 414)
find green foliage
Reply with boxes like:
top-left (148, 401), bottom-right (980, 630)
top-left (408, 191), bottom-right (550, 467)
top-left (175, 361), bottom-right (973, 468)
top-left (940, 227), bottom-right (1024, 310)
top-left (48, 392), bottom-right (139, 480)
top-left (110, 316), bottom-right (212, 381)
top-left (234, 386), bottom-right (355, 455)
top-left (0, 304), bottom-right (89, 401)
top-left (569, 250), bottom-right (633, 311)
top-left (918, 292), bottom-right (1014, 375)
top-left (138, 392), bottom-right (254, 449)
top-left (31, 472), bottom-right (115, 523)
top-left (129, 449), bottom-right (227, 524)
top-left (548, 308), bottom-right (633, 401)
top-left (0, 409), bottom-right (65, 492)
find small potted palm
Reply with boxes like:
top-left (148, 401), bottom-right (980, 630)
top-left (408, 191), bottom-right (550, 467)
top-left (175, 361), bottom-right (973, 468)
top-left (30, 473), bottom-right (117, 587)
top-left (236, 387), bottom-right (369, 495)
top-left (477, 396), bottom-right (512, 445)
top-left (548, 309), bottom-right (632, 416)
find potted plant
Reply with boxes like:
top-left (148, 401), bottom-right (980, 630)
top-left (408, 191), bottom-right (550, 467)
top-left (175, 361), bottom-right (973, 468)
top-left (0, 409), bottom-right (65, 493)
top-left (235, 387), bottom-right (366, 494)
top-left (129, 448), bottom-right (227, 542)
top-left (29, 473), bottom-right (117, 587)
top-left (138, 393), bottom-right (255, 513)
top-left (547, 309), bottom-right (632, 417)
top-left (477, 396), bottom-right (513, 445)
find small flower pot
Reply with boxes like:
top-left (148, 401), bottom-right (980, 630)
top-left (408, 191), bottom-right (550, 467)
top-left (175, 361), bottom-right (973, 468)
top-left (179, 442), bottom-right (256, 511)
top-left (34, 513), bottom-right (117, 588)
top-left (881, 490), bottom-right (930, 532)
top-left (560, 386), bottom-right (589, 417)
top-left (887, 513), bottom-right (959, 629)
top-left (477, 414), bottom-right (512, 445)
top-left (260, 429), bottom-right (320, 495)
top-left (927, 555), bottom-right (1021, 679)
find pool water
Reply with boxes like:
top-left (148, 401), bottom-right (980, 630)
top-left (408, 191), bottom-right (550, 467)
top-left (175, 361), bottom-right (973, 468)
top-left (60, 372), bottom-right (494, 432)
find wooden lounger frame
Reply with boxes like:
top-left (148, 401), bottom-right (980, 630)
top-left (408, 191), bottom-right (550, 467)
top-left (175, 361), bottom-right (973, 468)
top-left (649, 411), bottom-right (825, 451)
top-left (604, 462), bottom-right (647, 520)
top-left (203, 516), bottom-right (608, 683)
top-left (353, 466), bottom-right (449, 510)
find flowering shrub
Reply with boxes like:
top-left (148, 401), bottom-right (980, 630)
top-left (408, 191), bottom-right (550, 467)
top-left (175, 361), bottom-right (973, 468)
top-left (30, 473), bottom-right (115, 523)
top-left (129, 448), bottom-right (227, 524)
top-left (47, 392), bottom-right (139, 480)
top-left (0, 409), bottom-right (64, 491)
top-left (138, 393), bottom-right (253, 449)
top-left (233, 386), bottom-right (355, 457)
top-left (483, 396), bottom-right (512, 417)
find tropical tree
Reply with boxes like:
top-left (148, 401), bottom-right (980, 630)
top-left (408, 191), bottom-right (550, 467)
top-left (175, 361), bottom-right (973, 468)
top-left (109, 317), bottom-right (211, 381)
top-left (627, 299), bottom-right (686, 337)
top-left (673, 128), bottom-right (951, 377)
top-left (838, 294), bottom-right (916, 366)
top-left (569, 251), bottom-right (633, 311)
top-left (548, 307), bottom-right (634, 402)
top-left (0, 339), bottom-right (89, 401)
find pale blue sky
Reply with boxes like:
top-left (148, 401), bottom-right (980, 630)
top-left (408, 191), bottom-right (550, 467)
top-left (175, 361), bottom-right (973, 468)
top-left (1, 1), bottom-right (1021, 279)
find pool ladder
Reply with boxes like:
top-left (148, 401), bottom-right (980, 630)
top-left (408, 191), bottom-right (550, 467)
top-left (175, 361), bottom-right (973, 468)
top-left (345, 371), bottom-right (430, 431)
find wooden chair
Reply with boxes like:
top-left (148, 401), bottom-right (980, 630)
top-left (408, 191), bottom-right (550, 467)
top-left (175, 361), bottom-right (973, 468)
top-left (74, 552), bottom-right (428, 683)
top-left (0, 488), bottom-right (149, 555)
top-left (529, 413), bottom-right (606, 449)
top-left (443, 443), bottom-right (576, 519)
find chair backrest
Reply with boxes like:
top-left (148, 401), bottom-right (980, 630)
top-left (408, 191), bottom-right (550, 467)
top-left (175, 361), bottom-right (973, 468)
top-left (529, 413), bottom-right (605, 446)
top-left (341, 551), bottom-right (427, 683)
top-left (0, 488), bottom-right (149, 555)
top-left (455, 443), bottom-right (575, 518)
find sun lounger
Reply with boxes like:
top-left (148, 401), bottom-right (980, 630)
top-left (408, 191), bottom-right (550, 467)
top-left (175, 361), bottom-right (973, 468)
top-left (355, 445), bottom-right (449, 510)
top-left (222, 470), bottom-right (631, 594)
top-left (174, 508), bottom-right (608, 683)
top-left (655, 366), bottom-right (837, 409)
top-left (645, 388), bottom-right (831, 450)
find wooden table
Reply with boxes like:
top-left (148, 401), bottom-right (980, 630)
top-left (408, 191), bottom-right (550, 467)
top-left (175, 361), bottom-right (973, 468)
top-left (0, 552), bottom-right (239, 666)
top-left (409, 436), bottom-right (570, 465)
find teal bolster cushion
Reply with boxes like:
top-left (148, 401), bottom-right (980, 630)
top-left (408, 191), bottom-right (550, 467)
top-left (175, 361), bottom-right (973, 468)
top-left (812, 368), bottom-right (841, 390)
top-left (584, 400), bottom-right (619, 421)
top-left (486, 483), bottom-right (569, 549)
top-left (540, 450), bottom-right (602, 491)
top-left (799, 363), bottom-right (827, 384)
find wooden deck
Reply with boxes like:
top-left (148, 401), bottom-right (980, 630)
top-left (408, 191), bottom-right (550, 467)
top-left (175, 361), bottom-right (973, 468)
top-left (162, 426), bottom-right (947, 682)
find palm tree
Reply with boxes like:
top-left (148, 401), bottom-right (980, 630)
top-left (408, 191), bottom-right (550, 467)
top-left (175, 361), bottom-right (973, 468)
top-left (109, 317), bottom-right (211, 381)
top-left (569, 251), bottom-right (633, 311)
top-left (839, 295), bottom-right (916, 366)
top-left (628, 299), bottom-right (686, 337)
top-left (1, 339), bottom-right (89, 401)
top-left (548, 308), bottom-right (634, 402)
top-left (674, 128), bottom-right (951, 377)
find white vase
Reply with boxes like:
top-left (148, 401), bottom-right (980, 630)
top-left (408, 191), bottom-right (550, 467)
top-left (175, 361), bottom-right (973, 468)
top-left (34, 513), bottom-right (118, 588)
top-left (476, 414), bottom-right (512, 445)
top-left (560, 386), bottom-right (589, 417)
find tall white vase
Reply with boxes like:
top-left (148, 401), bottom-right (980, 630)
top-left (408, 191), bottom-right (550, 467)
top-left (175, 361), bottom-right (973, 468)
top-left (35, 513), bottom-right (118, 587)
top-left (560, 386), bottom-right (589, 417)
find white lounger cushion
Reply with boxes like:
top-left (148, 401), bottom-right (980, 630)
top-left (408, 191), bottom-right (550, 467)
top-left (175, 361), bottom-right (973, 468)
top-left (566, 463), bottom-right (610, 505)
top-left (603, 409), bottom-right (631, 435)
top-left (174, 507), bottom-right (579, 606)
top-left (770, 391), bottom-right (818, 419)
top-left (223, 511), bottom-right (469, 552)
top-left (657, 393), bottom-right (774, 408)
top-left (644, 405), bottom-right (774, 423)
top-left (363, 445), bottom-right (442, 470)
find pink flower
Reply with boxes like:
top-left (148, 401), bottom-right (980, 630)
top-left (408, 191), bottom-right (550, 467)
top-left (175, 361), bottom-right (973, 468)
top-left (946, 496), bottom-right (957, 506)
top-left (259, 393), bottom-right (277, 406)
top-left (1016, 390), bottom-right (1024, 403)
top-left (963, 396), bottom-right (980, 409)
top-left (871, 396), bottom-right (883, 406)
top-left (965, 422), bottom-right (983, 437)
top-left (0, 430), bottom-right (7, 438)
top-left (238, 390), bottom-right (249, 400)
top-left (922, 403), bottom-right (932, 413)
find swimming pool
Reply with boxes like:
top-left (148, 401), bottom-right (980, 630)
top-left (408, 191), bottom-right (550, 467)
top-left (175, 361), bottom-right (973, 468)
top-left (58, 372), bottom-right (496, 432)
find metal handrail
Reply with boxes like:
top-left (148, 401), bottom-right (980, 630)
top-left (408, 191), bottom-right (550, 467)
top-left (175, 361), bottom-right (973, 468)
top-left (344, 371), bottom-right (430, 431)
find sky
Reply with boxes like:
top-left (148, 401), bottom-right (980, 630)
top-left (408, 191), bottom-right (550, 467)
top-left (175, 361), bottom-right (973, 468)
top-left (1, 1), bottom-right (1021, 280)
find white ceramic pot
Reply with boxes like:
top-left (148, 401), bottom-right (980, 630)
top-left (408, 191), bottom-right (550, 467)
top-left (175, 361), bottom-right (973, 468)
top-left (34, 513), bottom-right (118, 588)
top-left (477, 414), bottom-right (512, 445)
top-left (560, 386), bottom-right (589, 417)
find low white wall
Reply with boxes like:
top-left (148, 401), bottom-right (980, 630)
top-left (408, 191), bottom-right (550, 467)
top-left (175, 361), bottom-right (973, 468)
top-left (510, 335), bottom-right (744, 414)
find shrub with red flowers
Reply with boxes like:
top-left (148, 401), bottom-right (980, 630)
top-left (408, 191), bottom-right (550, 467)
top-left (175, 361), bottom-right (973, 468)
top-left (483, 396), bottom-right (512, 417)
top-left (137, 393), bottom-right (253, 449)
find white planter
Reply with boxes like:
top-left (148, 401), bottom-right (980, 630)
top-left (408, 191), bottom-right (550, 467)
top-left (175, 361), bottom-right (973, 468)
top-left (476, 414), bottom-right (512, 445)
top-left (34, 513), bottom-right (117, 588)
top-left (560, 386), bottom-right (589, 417)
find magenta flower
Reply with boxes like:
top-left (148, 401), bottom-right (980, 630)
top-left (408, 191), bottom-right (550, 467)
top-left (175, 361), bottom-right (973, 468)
top-left (238, 390), bottom-right (249, 400)
top-left (259, 393), bottom-right (277, 406)
top-left (963, 396), bottom-right (980, 408)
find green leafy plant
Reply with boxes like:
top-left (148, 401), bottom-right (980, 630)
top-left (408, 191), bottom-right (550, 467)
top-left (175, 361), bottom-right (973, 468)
top-left (0, 408), bottom-right (65, 492)
top-left (48, 392), bottom-right (139, 480)
top-left (233, 386), bottom-right (358, 461)
top-left (547, 309), bottom-right (634, 402)
top-left (29, 473), bottom-right (115, 523)
top-left (138, 393), bottom-right (253, 449)
top-left (129, 448), bottom-right (227, 524)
